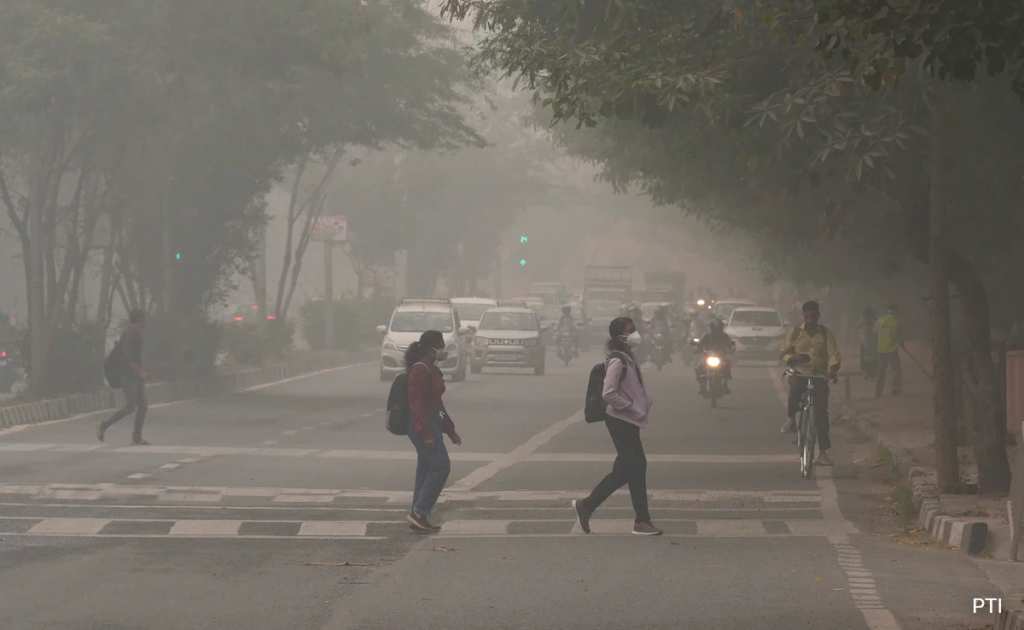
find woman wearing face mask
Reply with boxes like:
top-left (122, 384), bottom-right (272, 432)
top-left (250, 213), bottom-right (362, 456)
top-left (405, 330), bottom-right (462, 532)
top-left (572, 317), bottom-right (661, 535)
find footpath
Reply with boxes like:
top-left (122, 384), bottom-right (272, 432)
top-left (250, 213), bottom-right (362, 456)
top-left (836, 341), bottom-right (1024, 629)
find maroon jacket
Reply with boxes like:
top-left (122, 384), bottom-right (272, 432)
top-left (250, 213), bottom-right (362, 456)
top-left (407, 357), bottom-right (456, 440)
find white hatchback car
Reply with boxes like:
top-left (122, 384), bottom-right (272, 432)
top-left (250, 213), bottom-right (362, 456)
top-left (451, 297), bottom-right (498, 334)
top-left (377, 298), bottom-right (469, 382)
top-left (726, 307), bottom-right (789, 359)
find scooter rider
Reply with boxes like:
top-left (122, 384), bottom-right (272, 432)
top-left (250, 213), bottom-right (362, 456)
top-left (556, 305), bottom-right (579, 357)
top-left (694, 318), bottom-right (735, 395)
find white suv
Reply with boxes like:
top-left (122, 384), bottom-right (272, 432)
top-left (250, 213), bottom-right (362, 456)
top-left (377, 298), bottom-right (468, 382)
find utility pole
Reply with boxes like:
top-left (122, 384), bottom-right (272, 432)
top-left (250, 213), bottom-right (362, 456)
top-left (324, 241), bottom-right (335, 349)
top-left (28, 114), bottom-right (46, 391)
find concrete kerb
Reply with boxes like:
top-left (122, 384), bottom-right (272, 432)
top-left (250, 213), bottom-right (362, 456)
top-left (0, 349), bottom-right (373, 431)
top-left (997, 607), bottom-right (1024, 630)
top-left (840, 407), bottom-right (989, 556)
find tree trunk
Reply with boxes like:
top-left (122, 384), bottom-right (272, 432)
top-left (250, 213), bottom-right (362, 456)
top-left (927, 99), bottom-right (960, 494)
top-left (275, 154), bottom-right (308, 319)
top-left (947, 246), bottom-right (1012, 493)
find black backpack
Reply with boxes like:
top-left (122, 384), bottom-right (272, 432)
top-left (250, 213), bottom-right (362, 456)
top-left (103, 341), bottom-right (123, 389)
top-left (385, 362), bottom-right (429, 435)
top-left (584, 351), bottom-right (629, 424)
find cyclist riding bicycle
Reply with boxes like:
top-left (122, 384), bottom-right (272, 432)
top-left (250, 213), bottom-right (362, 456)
top-left (694, 318), bottom-right (735, 395)
top-left (779, 301), bottom-right (841, 466)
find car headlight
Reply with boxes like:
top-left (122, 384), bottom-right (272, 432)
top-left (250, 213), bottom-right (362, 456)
top-left (706, 355), bottom-right (722, 368)
top-left (475, 337), bottom-right (490, 347)
top-left (523, 338), bottom-right (539, 348)
top-left (383, 339), bottom-right (397, 350)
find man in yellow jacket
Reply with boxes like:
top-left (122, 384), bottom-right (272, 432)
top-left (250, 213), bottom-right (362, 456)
top-left (779, 301), bottom-right (841, 466)
top-left (874, 304), bottom-right (903, 397)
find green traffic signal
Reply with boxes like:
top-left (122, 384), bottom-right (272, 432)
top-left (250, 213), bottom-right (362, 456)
top-left (520, 236), bottom-right (528, 243)
top-left (520, 259), bottom-right (526, 266)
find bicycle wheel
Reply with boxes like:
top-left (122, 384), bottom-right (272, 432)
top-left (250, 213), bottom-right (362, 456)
top-left (802, 407), bottom-right (817, 480)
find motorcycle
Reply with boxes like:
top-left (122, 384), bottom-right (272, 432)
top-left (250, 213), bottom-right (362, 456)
top-left (703, 352), bottom-right (727, 408)
top-left (557, 330), bottom-right (576, 366)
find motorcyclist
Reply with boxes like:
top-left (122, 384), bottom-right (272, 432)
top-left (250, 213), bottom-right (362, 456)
top-left (556, 305), bottom-right (579, 357)
top-left (651, 305), bottom-right (674, 363)
top-left (694, 318), bottom-right (735, 395)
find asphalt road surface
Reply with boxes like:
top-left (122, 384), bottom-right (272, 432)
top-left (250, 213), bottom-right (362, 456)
top-left (0, 351), bottom-right (1005, 629)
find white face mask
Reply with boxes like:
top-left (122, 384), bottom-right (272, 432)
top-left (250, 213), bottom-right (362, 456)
top-left (624, 331), bottom-right (642, 348)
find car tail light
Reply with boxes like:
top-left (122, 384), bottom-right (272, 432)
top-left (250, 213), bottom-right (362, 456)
top-left (0, 350), bottom-right (5, 357)
top-left (233, 317), bottom-right (244, 321)
top-left (267, 315), bottom-right (276, 320)
top-left (251, 305), bottom-right (258, 309)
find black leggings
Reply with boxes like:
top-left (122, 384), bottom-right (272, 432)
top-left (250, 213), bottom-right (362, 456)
top-left (582, 417), bottom-right (650, 522)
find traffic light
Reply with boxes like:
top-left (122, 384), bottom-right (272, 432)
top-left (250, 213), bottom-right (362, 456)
top-left (520, 259), bottom-right (527, 267)
top-left (175, 251), bottom-right (181, 260)
top-left (520, 236), bottom-right (528, 243)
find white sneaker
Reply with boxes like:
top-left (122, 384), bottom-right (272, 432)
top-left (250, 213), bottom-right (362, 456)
top-left (780, 418), bottom-right (797, 434)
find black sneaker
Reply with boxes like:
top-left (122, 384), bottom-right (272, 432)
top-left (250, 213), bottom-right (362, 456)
top-left (571, 500), bottom-right (591, 534)
top-left (632, 521), bottom-right (663, 536)
top-left (95, 422), bottom-right (105, 443)
top-left (407, 512), bottom-right (439, 532)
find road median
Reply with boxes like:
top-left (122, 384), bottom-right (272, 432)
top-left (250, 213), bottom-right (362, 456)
top-left (0, 349), bottom-right (374, 431)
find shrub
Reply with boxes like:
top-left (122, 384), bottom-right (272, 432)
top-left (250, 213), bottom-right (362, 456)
top-left (224, 322), bottom-right (269, 366)
top-left (300, 296), bottom-right (394, 350)
top-left (224, 319), bottom-right (294, 367)
top-left (15, 321), bottom-right (106, 396)
top-left (141, 313), bottom-right (222, 381)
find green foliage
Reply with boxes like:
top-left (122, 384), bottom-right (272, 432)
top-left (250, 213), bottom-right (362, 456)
top-left (15, 321), bottom-right (105, 396)
top-left (140, 314), bottom-right (222, 382)
top-left (300, 297), bottom-right (394, 351)
top-left (223, 319), bottom-right (295, 367)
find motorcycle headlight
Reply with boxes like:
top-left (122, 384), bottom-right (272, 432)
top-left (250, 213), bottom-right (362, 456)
top-left (474, 337), bottom-right (490, 347)
top-left (706, 355), bottom-right (722, 368)
top-left (383, 339), bottom-right (397, 350)
top-left (697, 299), bottom-right (705, 306)
top-left (523, 338), bottom-right (539, 348)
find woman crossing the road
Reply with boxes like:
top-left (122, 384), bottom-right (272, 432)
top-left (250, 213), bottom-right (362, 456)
top-left (573, 317), bottom-right (662, 536)
top-left (405, 330), bottom-right (462, 532)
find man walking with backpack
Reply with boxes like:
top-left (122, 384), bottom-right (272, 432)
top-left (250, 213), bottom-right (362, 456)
top-left (97, 309), bottom-right (150, 445)
top-left (573, 317), bottom-right (661, 536)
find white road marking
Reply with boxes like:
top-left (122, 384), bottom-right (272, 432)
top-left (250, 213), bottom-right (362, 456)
top-left (261, 440), bottom-right (278, 445)
top-left (524, 453), bottom-right (794, 464)
top-left (440, 520), bottom-right (511, 535)
top-left (273, 494), bottom-right (335, 504)
top-left (770, 368), bottom-right (902, 630)
top-left (169, 520), bottom-right (242, 536)
top-left (176, 458), bottom-right (202, 464)
top-left (158, 463), bottom-right (180, 470)
top-left (127, 473), bottom-right (150, 479)
top-left (448, 409), bottom-right (582, 492)
top-left (297, 521), bottom-right (368, 537)
top-left (28, 518), bottom-right (110, 535)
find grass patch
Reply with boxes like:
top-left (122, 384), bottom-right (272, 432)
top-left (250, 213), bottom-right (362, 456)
top-left (890, 482), bottom-right (916, 520)
top-left (878, 444), bottom-right (896, 471)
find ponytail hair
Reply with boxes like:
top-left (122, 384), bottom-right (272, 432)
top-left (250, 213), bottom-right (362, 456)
top-left (404, 330), bottom-right (445, 371)
top-left (404, 342), bottom-right (424, 371)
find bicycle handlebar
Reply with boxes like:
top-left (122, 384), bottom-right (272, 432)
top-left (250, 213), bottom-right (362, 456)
top-left (782, 368), bottom-right (831, 381)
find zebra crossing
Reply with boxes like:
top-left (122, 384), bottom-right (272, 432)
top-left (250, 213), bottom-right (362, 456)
top-left (0, 482), bottom-right (852, 540)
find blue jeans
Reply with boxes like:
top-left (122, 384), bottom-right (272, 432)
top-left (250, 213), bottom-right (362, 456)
top-left (408, 412), bottom-right (451, 516)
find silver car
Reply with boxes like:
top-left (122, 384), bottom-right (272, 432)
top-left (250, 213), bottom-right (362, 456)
top-left (377, 298), bottom-right (469, 382)
top-left (471, 308), bottom-right (547, 376)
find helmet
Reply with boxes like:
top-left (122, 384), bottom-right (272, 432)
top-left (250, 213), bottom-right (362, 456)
top-left (562, 305), bottom-right (571, 315)
top-left (709, 318), bottom-right (724, 332)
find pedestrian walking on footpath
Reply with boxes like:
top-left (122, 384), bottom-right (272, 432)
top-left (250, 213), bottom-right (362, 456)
top-left (405, 330), bottom-right (462, 532)
top-left (573, 317), bottom-right (661, 536)
top-left (874, 304), bottom-right (903, 397)
top-left (857, 307), bottom-right (879, 381)
top-left (97, 309), bottom-right (150, 445)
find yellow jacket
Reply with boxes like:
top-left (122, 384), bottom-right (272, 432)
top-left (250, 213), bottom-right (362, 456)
top-left (780, 324), bottom-right (841, 375)
top-left (875, 315), bottom-right (901, 354)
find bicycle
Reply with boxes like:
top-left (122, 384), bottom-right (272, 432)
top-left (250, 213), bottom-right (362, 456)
top-left (783, 369), bottom-right (831, 480)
